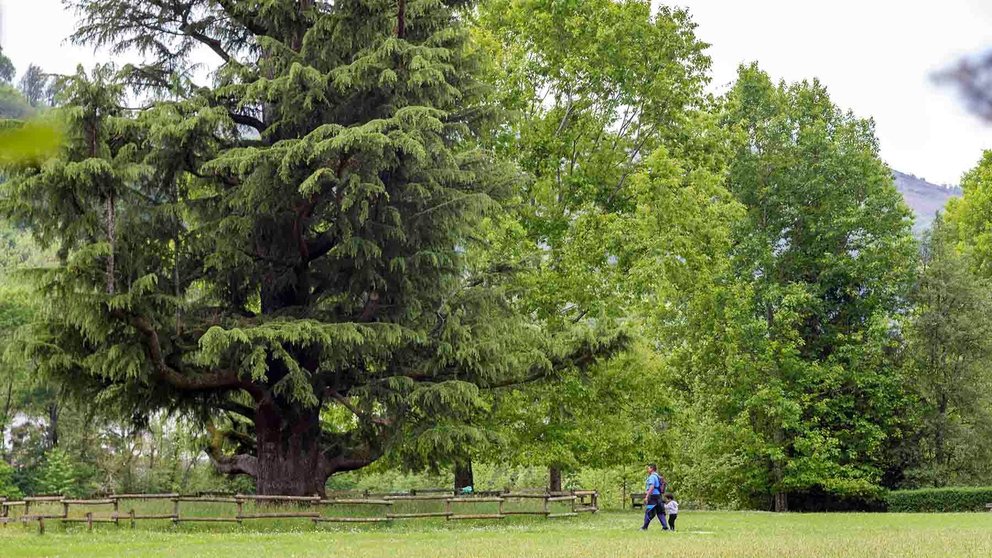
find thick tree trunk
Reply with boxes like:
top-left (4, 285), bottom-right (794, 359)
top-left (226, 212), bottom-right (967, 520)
top-left (454, 459), bottom-right (473, 491)
top-left (549, 466), bottom-right (562, 492)
top-left (254, 403), bottom-right (328, 496)
top-left (773, 491), bottom-right (789, 513)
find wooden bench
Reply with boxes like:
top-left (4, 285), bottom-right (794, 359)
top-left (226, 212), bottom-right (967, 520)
top-left (631, 493), bottom-right (645, 509)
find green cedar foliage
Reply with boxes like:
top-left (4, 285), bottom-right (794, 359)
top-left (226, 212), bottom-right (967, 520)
top-left (678, 65), bottom-right (917, 510)
top-left (0, 0), bottom-right (601, 495)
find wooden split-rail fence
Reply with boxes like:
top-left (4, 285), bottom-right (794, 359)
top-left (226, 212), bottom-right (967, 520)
top-left (0, 489), bottom-right (598, 534)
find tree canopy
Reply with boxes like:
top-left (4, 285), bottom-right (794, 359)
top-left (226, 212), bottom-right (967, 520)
top-left (3, 1), bottom-right (992, 508)
top-left (0, 0), bottom-right (623, 496)
top-left (671, 65), bottom-right (917, 510)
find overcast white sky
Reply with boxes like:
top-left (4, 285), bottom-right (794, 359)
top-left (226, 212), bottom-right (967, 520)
top-left (669, 0), bottom-right (992, 186)
top-left (3, 0), bottom-right (992, 185)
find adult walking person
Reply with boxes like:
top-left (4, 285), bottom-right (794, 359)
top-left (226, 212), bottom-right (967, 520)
top-left (640, 463), bottom-right (669, 530)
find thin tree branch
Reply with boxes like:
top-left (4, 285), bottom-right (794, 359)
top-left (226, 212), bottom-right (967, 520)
top-left (187, 29), bottom-right (232, 63)
top-left (214, 0), bottom-right (269, 36)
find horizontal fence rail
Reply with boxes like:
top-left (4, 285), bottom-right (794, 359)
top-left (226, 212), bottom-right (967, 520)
top-left (0, 489), bottom-right (598, 534)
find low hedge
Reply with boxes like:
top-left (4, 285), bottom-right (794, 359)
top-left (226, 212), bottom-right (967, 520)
top-left (886, 487), bottom-right (992, 512)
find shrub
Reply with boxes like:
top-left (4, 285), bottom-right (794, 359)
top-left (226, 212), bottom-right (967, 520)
top-left (886, 487), bottom-right (992, 512)
top-left (35, 448), bottom-right (82, 497)
top-left (0, 459), bottom-right (23, 499)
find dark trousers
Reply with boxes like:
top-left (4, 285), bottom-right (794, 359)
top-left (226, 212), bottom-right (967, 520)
top-left (641, 505), bottom-right (669, 529)
top-left (668, 513), bottom-right (677, 531)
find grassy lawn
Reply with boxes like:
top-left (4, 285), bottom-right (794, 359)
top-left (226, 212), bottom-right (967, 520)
top-left (3, 511), bottom-right (992, 557)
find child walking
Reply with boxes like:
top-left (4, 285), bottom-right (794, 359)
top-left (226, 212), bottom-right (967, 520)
top-left (664, 493), bottom-right (679, 531)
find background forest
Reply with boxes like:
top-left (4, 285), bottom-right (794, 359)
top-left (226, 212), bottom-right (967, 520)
top-left (1, 0), bottom-right (992, 513)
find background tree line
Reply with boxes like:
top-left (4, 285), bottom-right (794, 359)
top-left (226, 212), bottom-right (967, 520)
top-left (1, 0), bottom-right (991, 511)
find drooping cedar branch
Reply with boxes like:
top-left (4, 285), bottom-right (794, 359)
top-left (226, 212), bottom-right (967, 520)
top-left (228, 111), bottom-right (266, 133)
top-left (117, 311), bottom-right (243, 392)
top-left (397, 331), bottom-right (632, 389)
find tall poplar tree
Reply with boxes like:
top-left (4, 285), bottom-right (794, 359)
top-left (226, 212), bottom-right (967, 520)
top-left (0, 0), bottom-right (614, 495)
top-left (682, 65), bottom-right (916, 511)
top-left (474, 0), bottom-right (728, 490)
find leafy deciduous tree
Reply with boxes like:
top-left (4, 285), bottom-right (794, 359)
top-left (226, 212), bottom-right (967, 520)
top-left (901, 216), bottom-right (992, 487)
top-left (474, 0), bottom-right (725, 490)
top-left (680, 65), bottom-right (916, 511)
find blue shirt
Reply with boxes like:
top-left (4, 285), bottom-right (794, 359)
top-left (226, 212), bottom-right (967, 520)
top-left (645, 472), bottom-right (662, 508)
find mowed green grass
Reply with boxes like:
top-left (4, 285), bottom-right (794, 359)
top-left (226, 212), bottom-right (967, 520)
top-left (3, 511), bottom-right (992, 558)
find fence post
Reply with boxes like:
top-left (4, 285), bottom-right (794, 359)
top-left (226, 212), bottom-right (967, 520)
top-left (86, 512), bottom-right (93, 532)
top-left (129, 509), bottom-right (136, 529)
top-left (172, 498), bottom-right (180, 524)
top-left (113, 497), bottom-right (120, 527)
top-left (38, 516), bottom-right (44, 535)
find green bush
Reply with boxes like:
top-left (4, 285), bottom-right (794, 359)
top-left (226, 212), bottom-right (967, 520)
top-left (886, 487), bottom-right (992, 512)
top-left (35, 448), bottom-right (82, 497)
top-left (0, 459), bottom-right (23, 499)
